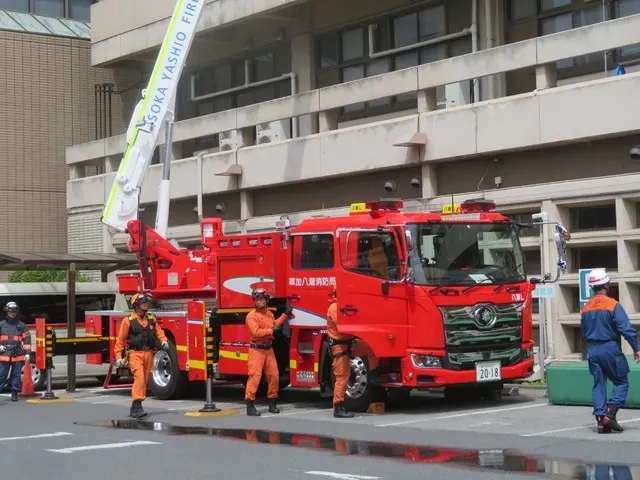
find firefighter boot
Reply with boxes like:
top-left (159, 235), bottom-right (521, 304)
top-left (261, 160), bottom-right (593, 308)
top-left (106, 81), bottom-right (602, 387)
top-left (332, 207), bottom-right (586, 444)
top-left (596, 416), bottom-right (612, 434)
top-left (130, 400), bottom-right (147, 419)
top-left (129, 401), bottom-right (138, 418)
top-left (246, 400), bottom-right (261, 416)
top-left (333, 402), bottom-right (355, 418)
top-left (136, 400), bottom-right (148, 419)
top-left (602, 405), bottom-right (624, 432)
top-left (268, 399), bottom-right (280, 414)
top-left (11, 391), bottom-right (18, 402)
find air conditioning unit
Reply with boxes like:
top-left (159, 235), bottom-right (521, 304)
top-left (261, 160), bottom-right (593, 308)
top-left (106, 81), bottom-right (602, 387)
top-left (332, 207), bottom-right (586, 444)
top-left (218, 129), bottom-right (245, 152)
top-left (256, 120), bottom-right (291, 145)
top-left (445, 80), bottom-right (472, 108)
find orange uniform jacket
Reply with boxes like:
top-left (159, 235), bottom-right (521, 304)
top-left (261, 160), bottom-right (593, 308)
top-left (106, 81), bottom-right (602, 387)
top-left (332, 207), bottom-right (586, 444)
top-left (246, 309), bottom-right (287, 342)
top-left (326, 302), bottom-right (352, 342)
top-left (114, 312), bottom-right (168, 359)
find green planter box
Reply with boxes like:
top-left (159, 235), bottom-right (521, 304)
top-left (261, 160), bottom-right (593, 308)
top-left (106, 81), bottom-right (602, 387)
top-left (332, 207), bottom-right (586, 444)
top-left (547, 356), bottom-right (640, 408)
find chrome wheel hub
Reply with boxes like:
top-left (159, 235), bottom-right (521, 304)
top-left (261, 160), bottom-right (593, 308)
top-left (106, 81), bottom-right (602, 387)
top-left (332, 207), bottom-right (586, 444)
top-left (346, 357), bottom-right (368, 399)
top-left (152, 350), bottom-right (172, 387)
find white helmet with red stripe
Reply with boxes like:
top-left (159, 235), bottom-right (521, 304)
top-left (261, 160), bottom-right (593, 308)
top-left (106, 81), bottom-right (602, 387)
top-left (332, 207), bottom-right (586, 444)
top-left (588, 268), bottom-right (610, 288)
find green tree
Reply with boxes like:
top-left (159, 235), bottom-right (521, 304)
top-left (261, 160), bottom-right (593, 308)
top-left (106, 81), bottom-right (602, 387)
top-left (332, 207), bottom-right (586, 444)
top-left (9, 270), bottom-right (93, 283)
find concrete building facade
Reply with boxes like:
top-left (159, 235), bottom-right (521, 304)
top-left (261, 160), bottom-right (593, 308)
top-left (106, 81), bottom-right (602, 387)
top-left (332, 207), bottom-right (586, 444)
top-left (67, 0), bottom-right (640, 360)
top-left (0, 3), bottom-right (141, 279)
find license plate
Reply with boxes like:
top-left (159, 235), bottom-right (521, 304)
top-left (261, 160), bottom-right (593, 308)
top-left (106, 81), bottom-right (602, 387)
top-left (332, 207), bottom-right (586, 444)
top-left (478, 449), bottom-right (505, 467)
top-left (475, 361), bottom-right (501, 382)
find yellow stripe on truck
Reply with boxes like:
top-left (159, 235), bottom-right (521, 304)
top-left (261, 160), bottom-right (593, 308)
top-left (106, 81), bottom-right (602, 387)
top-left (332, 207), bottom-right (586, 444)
top-left (219, 350), bottom-right (249, 361)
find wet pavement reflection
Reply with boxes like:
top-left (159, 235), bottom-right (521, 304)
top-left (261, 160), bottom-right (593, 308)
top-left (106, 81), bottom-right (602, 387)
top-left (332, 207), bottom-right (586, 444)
top-left (75, 419), bottom-right (636, 479)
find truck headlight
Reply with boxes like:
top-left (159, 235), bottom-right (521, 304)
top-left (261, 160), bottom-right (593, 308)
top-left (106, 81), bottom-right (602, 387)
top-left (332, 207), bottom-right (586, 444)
top-left (411, 354), bottom-right (441, 368)
top-left (522, 346), bottom-right (533, 359)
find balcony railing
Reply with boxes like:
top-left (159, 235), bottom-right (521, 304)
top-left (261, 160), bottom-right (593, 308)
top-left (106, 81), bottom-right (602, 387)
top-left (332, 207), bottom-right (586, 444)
top-left (67, 13), bottom-right (640, 172)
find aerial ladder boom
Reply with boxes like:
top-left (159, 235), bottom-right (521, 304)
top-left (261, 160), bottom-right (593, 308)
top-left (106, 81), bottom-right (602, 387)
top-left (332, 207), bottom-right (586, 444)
top-left (101, 0), bottom-right (206, 234)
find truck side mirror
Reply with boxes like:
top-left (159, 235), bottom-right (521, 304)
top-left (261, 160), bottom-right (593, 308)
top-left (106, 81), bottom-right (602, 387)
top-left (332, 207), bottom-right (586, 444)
top-left (554, 223), bottom-right (570, 273)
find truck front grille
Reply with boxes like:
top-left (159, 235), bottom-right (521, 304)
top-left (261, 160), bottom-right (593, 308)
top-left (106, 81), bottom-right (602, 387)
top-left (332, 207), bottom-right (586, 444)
top-left (439, 302), bottom-right (523, 348)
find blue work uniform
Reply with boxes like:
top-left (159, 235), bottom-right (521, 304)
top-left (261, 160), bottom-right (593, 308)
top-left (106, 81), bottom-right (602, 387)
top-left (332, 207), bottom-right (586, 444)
top-left (594, 465), bottom-right (631, 480)
top-left (580, 293), bottom-right (640, 416)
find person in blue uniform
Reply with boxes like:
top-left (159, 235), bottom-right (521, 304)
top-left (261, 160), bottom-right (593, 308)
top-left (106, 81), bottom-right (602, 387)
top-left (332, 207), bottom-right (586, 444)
top-left (580, 269), bottom-right (640, 433)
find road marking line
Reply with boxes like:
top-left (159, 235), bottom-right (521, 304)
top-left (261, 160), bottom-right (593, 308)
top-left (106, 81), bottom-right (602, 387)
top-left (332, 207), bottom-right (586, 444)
top-left (90, 398), bottom-right (132, 404)
top-left (47, 440), bottom-right (161, 454)
top-left (305, 472), bottom-right (380, 480)
top-left (375, 402), bottom-right (547, 427)
top-left (522, 417), bottom-right (640, 436)
top-left (86, 395), bottom-right (111, 400)
top-left (0, 432), bottom-right (73, 442)
top-left (262, 408), bottom-right (328, 418)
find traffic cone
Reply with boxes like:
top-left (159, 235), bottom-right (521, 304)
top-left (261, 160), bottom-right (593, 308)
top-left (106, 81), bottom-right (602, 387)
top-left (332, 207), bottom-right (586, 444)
top-left (20, 357), bottom-right (37, 397)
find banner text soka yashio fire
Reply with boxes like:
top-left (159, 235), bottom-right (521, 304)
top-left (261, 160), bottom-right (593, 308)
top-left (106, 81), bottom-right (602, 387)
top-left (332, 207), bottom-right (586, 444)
top-left (145, 0), bottom-right (203, 126)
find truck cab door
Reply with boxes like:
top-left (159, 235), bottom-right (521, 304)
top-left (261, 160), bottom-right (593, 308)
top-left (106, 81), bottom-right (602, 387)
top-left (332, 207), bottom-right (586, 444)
top-left (286, 232), bottom-right (336, 328)
top-left (334, 228), bottom-right (408, 357)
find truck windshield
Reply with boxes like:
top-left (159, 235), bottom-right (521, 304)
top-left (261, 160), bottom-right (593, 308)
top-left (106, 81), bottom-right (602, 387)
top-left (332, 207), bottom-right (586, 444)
top-left (406, 222), bottom-right (526, 286)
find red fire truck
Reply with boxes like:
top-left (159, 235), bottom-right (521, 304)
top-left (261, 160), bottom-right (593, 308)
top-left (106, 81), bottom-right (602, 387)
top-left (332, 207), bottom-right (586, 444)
top-left (84, 198), bottom-right (570, 412)
top-left (75, 0), bottom-right (570, 412)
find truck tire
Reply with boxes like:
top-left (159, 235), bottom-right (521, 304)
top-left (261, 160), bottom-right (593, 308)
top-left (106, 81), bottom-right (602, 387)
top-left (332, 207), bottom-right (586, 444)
top-left (333, 355), bottom-right (379, 413)
top-left (148, 339), bottom-right (187, 400)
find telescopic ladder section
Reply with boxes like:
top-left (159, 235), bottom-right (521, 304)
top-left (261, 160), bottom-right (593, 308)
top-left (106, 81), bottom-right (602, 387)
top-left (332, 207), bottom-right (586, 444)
top-left (101, 0), bottom-right (206, 232)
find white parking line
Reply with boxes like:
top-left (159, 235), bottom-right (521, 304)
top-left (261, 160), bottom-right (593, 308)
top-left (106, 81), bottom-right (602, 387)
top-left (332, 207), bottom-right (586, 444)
top-left (262, 408), bottom-right (329, 418)
top-left (89, 398), bottom-right (132, 405)
top-left (47, 440), bottom-right (161, 454)
top-left (522, 417), bottom-right (640, 436)
top-left (375, 402), bottom-right (548, 427)
top-left (0, 432), bottom-right (73, 442)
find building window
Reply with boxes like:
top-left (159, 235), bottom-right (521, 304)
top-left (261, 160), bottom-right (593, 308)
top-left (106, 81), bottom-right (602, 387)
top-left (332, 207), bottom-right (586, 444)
top-left (507, 211), bottom-right (540, 236)
top-left (0, 0), bottom-right (96, 20)
top-left (506, 0), bottom-right (640, 80)
top-left (569, 204), bottom-right (616, 231)
top-left (180, 43), bottom-right (292, 150)
top-left (316, 3), bottom-right (471, 120)
top-left (571, 245), bottom-right (618, 272)
top-left (524, 248), bottom-right (542, 276)
top-left (0, 0), bottom-right (29, 12)
top-left (291, 234), bottom-right (334, 270)
top-left (540, 5), bottom-right (603, 71)
top-left (68, 0), bottom-right (93, 21)
top-left (33, 0), bottom-right (64, 17)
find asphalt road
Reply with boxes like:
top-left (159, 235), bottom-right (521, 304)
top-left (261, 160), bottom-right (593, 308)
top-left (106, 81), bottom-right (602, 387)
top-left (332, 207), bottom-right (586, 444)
top-left (1, 384), bottom-right (640, 480)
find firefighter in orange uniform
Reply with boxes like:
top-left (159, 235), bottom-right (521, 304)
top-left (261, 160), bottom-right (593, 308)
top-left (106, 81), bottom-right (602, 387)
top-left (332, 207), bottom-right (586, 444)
top-left (114, 292), bottom-right (169, 419)
top-left (244, 287), bottom-right (292, 416)
top-left (0, 302), bottom-right (31, 402)
top-left (327, 288), bottom-right (379, 418)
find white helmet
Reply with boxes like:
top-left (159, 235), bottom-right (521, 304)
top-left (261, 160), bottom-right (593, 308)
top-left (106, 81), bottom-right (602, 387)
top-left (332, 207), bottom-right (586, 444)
top-left (4, 301), bottom-right (18, 312)
top-left (588, 269), bottom-right (610, 288)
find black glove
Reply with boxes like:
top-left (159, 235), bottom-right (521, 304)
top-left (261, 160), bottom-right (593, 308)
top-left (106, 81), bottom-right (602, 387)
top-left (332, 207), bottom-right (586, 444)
top-left (284, 303), bottom-right (293, 316)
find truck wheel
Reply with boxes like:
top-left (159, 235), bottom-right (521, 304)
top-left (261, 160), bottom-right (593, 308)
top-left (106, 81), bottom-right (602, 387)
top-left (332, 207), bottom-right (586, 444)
top-left (149, 340), bottom-right (187, 400)
top-left (334, 356), bottom-right (379, 413)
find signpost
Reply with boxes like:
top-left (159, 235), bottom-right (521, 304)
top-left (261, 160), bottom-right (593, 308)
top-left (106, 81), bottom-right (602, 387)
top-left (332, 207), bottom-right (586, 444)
top-left (532, 283), bottom-right (555, 377)
top-left (532, 284), bottom-right (554, 299)
top-left (579, 268), bottom-right (602, 309)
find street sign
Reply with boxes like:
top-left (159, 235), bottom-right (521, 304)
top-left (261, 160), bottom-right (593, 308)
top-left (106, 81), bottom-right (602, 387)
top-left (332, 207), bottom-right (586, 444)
top-left (579, 268), bottom-right (604, 309)
top-left (532, 284), bottom-right (555, 298)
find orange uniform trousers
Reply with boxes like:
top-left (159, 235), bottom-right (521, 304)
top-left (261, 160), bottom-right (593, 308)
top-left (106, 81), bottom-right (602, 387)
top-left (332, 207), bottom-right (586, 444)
top-left (128, 350), bottom-right (154, 401)
top-left (331, 339), bottom-right (379, 405)
top-left (244, 346), bottom-right (279, 401)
